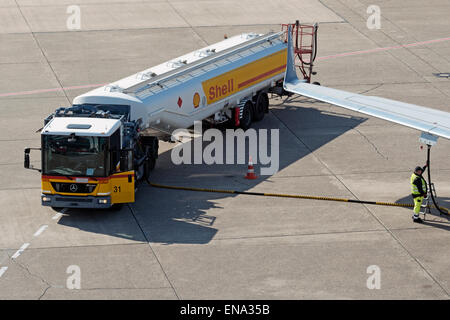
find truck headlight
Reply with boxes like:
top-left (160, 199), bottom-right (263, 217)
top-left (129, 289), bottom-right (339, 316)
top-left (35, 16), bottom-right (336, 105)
top-left (42, 196), bottom-right (51, 202)
top-left (98, 199), bottom-right (108, 204)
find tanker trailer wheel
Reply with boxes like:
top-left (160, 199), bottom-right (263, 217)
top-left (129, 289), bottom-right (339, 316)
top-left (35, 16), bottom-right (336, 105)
top-left (240, 100), bottom-right (254, 130)
top-left (253, 92), bottom-right (268, 122)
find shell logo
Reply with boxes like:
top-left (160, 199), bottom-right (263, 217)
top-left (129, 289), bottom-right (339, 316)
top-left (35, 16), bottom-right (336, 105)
top-left (193, 92), bottom-right (200, 108)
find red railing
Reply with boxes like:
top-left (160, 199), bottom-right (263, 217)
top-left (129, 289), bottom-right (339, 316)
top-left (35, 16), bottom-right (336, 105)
top-left (282, 21), bottom-right (318, 83)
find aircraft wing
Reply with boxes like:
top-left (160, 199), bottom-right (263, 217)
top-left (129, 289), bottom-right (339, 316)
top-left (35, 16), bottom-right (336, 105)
top-left (283, 27), bottom-right (450, 140)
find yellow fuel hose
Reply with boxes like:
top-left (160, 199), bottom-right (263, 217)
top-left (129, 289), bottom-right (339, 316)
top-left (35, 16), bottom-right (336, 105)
top-left (147, 180), bottom-right (449, 214)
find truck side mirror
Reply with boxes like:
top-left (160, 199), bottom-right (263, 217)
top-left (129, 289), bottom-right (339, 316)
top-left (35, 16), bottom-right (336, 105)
top-left (120, 150), bottom-right (128, 172)
top-left (24, 147), bottom-right (41, 172)
top-left (24, 148), bottom-right (30, 169)
top-left (120, 149), bottom-right (133, 172)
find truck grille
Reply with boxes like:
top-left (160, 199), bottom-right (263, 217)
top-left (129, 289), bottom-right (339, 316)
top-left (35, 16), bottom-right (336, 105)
top-left (55, 197), bottom-right (93, 203)
top-left (51, 182), bottom-right (97, 194)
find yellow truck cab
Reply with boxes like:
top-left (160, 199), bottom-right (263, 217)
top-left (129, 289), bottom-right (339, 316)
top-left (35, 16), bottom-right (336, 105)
top-left (24, 104), bottom-right (160, 209)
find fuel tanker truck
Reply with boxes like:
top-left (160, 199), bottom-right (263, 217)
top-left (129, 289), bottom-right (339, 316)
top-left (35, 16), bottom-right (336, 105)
top-left (24, 23), bottom-right (318, 209)
top-left (24, 21), bottom-right (450, 209)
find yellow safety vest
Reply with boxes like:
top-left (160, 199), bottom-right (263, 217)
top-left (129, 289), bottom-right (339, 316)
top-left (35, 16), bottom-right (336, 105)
top-left (410, 173), bottom-right (427, 195)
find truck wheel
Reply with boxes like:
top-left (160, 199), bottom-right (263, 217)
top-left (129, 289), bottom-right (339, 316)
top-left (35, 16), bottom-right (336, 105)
top-left (144, 137), bottom-right (158, 180)
top-left (254, 92), bottom-right (269, 121)
top-left (239, 100), bottom-right (253, 130)
top-left (144, 152), bottom-right (155, 180)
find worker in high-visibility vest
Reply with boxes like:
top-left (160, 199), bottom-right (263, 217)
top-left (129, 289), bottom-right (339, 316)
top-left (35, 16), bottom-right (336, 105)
top-left (411, 164), bottom-right (428, 223)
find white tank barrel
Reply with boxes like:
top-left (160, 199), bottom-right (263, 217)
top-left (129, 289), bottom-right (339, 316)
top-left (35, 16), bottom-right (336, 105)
top-left (73, 31), bottom-right (288, 136)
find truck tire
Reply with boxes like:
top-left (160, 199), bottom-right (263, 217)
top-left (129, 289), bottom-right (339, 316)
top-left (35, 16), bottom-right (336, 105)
top-left (240, 100), bottom-right (253, 130)
top-left (144, 137), bottom-right (158, 180)
top-left (253, 92), bottom-right (269, 121)
top-left (144, 151), bottom-right (154, 180)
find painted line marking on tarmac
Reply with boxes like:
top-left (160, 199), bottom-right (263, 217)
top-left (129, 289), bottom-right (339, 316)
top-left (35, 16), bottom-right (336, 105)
top-left (0, 37), bottom-right (449, 98)
top-left (33, 225), bottom-right (48, 237)
top-left (0, 267), bottom-right (8, 278)
top-left (52, 209), bottom-right (66, 220)
top-left (0, 83), bottom-right (106, 98)
top-left (52, 213), bottom-right (62, 220)
top-left (317, 36), bottom-right (450, 61)
top-left (11, 243), bottom-right (30, 259)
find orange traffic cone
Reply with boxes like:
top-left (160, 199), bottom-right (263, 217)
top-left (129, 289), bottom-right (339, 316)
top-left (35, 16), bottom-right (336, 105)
top-left (245, 156), bottom-right (258, 179)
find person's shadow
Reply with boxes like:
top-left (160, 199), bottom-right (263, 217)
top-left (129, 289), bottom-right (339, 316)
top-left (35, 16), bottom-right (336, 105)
top-left (56, 97), bottom-right (369, 244)
top-left (395, 194), bottom-right (450, 231)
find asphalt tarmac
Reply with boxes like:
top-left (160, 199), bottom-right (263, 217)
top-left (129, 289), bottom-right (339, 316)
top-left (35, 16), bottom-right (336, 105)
top-left (0, 0), bottom-right (449, 299)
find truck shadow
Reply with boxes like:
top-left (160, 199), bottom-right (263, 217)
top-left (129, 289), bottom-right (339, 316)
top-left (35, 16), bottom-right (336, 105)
top-left (57, 98), bottom-right (367, 244)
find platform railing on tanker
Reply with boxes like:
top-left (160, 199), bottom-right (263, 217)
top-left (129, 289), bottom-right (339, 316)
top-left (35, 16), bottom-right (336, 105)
top-left (282, 20), bottom-right (318, 83)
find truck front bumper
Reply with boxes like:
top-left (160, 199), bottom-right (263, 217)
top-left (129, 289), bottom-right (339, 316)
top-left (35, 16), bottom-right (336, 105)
top-left (41, 194), bottom-right (112, 209)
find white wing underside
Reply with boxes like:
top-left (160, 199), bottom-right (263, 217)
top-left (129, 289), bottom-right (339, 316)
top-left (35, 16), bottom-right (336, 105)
top-left (283, 81), bottom-right (450, 140)
top-left (283, 27), bottom-right (450, 140)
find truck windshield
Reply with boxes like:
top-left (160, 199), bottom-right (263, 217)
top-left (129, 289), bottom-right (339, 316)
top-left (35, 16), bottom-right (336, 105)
top-left (43, 135), bottom-right (109, 177)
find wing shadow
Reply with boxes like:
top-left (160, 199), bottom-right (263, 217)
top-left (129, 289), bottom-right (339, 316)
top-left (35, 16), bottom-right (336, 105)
top-left (57, 102), bottom-right (367, 244)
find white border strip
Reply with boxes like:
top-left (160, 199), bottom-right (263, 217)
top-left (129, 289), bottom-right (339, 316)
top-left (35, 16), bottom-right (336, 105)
top-left (33, 225), bottom-right (48, 237)
top-left (0, 266), bottom-right (8, 278)
top-left (11, 243), bottom-right (30, 259)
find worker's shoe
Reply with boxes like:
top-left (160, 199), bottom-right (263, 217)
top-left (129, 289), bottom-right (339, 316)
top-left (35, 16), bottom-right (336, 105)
top-left (412, 216), bottom-right (423, 223)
